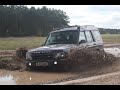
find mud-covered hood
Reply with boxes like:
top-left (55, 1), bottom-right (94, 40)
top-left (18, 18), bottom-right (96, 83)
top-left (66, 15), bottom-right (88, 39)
top-left (28, 44), bottom-right (77, 52)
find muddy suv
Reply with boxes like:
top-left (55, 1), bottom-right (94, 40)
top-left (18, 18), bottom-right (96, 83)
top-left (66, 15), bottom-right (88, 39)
top-left (26, 25), bottom-right (104, 70)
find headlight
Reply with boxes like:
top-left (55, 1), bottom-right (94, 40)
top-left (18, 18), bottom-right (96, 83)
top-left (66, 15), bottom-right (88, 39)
top-left (54, 52), bottom-right (66, 59)
top-left (26, 52), bottom-right (32, 60)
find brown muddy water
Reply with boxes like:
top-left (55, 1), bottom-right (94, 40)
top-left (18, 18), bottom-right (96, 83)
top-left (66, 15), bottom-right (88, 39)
top-left (0, 69), bottom-right (78, 85)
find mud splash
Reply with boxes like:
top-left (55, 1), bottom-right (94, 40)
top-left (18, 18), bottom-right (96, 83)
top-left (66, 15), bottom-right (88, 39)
top-left (68, 48), bottom-right (120, 71)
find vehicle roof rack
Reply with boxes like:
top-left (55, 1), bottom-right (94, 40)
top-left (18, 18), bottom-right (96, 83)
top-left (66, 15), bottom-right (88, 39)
top-left (53, 25), bottom-right (80, 31)
top-left (68, 25), bottom-right (80, 29)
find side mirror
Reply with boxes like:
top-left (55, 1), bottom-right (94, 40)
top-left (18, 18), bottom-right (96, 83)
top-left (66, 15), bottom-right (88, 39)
top-left (79, 40), bottom-right (86, 44)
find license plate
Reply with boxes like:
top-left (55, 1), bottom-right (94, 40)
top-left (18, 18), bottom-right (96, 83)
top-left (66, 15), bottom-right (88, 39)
top-left (36, 62), bottom-right (48, 66)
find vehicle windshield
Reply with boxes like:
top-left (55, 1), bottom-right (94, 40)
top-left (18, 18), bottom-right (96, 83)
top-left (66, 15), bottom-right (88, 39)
top-left (45, 30), bottom-right (79, 45)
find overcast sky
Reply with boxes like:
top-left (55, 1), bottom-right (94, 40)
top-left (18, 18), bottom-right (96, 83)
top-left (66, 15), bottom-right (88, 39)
top-left (27, 5), bottom-right (120, 29)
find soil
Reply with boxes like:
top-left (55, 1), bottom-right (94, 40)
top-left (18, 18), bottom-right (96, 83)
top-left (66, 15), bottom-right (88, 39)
top-left (0, 59), bottom-right (26, 71)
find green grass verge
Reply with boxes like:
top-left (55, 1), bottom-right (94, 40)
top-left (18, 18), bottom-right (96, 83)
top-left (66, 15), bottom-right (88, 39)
top-left (0, 34), bottom-right (120, 50)
top-left (102, 34), bottom-right (120, 43)
top-left (0, 37), bottom-right (46, 50)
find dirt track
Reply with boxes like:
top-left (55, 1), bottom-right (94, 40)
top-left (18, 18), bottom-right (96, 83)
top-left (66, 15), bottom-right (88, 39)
top-left (104, 43), bottom-right (120, 48)
top-left (72, 71), bottom-right (120, 85)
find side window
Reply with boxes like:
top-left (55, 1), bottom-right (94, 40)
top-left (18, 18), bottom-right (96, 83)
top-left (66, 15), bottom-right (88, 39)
top-left (85, 31), bottom-right (94, 43)
top-left (92, 31), bottom-right (102, 42)
top-left (79, 31), bottom-right (86, 42)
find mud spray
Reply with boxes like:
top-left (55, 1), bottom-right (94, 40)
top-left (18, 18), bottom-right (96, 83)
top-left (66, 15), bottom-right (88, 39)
top-left (67, 47), bottom-right (120, 72)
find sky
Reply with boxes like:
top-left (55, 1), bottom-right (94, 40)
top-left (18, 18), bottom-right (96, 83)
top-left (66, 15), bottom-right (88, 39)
top-left (27, 5), bottom-right (120, 29)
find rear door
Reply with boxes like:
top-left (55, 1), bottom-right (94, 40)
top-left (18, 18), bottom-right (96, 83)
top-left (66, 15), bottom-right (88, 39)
top-left (84, 31), bottom-right (94, 49)
top-left (91, 30), bottom-right (104, 51)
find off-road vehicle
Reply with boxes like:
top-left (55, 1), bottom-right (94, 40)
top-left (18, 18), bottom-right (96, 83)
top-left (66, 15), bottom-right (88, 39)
top-left (25, 25), bottom-right (104, 70)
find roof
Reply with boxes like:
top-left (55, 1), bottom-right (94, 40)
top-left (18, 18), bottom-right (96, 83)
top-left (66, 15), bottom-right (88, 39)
top-left (50, 25), bottom-right (98, 33)
top-left (80, 25), bottom-right (98, 31)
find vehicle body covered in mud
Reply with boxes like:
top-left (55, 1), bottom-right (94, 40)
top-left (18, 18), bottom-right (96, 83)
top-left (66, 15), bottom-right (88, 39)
top-left (26, 25), bottom-right (104, 70)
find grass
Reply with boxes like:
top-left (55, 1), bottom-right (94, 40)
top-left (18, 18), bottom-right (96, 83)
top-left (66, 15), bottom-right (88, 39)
top-left (0, 34), bottom-right (120, 50)
top-left (0, 37), bottom-right (46, 50)
top-left (102, 34), bottom-right (120, 43)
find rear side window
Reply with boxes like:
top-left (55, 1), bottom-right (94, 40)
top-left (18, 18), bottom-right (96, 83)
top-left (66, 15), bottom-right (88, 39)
top-left (85, 31), bottom-right (93, 43)
top-left (79, 31), bottom-right (86, 42)
top-left (92, 31), bottom-right (102, 42)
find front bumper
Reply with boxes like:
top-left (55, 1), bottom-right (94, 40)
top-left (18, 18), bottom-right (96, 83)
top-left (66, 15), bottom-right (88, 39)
top-left (25, 59), bottom-right (68, 67)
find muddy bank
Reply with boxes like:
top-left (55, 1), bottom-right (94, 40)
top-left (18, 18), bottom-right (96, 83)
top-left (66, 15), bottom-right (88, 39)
top-left (0, 50), bottom-right (15, 55)
top-left (0, 47), bottom-right (27, 71)
top-left (0, 58), bottom-right (26, 71)
top-left (0, 50), bottom-right (15, 57)
top-left (48, 71), bottom-right (120, 85)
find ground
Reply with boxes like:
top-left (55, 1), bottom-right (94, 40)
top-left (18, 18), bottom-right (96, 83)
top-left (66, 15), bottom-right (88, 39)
top-left (0, 34), bottom-right (120, 85)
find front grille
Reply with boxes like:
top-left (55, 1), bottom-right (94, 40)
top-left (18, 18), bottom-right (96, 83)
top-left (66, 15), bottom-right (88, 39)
top-left (31, 52), bottom-right (53, 60)
top-left (31, 50), bottom-right (62, 60)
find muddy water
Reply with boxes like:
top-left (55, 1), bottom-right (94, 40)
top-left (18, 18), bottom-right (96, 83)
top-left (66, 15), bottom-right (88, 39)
top-left (0, 74), bottom-right (16, 85)
top-left (0, 69), bottom-right (78, 85)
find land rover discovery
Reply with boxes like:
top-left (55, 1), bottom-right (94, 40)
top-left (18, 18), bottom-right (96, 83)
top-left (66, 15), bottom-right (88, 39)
top-left (25, 25), bottom-right (104, 70)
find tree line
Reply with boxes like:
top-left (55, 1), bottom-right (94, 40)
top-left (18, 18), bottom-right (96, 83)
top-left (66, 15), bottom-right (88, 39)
top-left (0, 5), bottom-right (69, 37)
top-left (99, 28), bottom-right (120, 34)
top-left (0, 5), bottom-right (120, 37)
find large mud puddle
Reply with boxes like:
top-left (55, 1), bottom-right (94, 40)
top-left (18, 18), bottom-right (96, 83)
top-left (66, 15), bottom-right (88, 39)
top-left (0, 70), bottom-right (78, 85)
